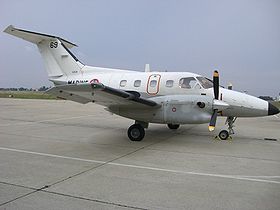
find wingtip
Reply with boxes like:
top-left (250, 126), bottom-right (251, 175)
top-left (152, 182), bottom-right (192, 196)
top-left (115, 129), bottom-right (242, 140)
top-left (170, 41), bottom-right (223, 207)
top-left (3, 25), bottom-right (15, 33)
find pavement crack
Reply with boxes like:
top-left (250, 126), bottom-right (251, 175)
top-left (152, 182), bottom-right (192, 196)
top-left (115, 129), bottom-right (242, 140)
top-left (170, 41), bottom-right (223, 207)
top-left (0, 181), bottom-right (147, 209)
top-left (0, 182), bottom-right (47, 207)
top-left (42, 190), bottom-right (148, 210)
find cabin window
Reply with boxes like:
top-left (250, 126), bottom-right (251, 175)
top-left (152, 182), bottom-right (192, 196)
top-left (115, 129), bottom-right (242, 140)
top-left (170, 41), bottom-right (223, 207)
top-left (134, 80), bottom-right (141, 87)
top-left (120, 80), bottom-right (127, 87)
top-left (166, 80), bottom-right (174, 87)
top-left (179, 77), bottom-right (197, 89)
top-left (150, 80), bottom-right (157, 87)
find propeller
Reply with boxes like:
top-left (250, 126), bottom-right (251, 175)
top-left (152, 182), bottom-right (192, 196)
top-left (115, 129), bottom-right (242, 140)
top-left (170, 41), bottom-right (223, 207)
top-left (209, 70), bottom-right (219, 131)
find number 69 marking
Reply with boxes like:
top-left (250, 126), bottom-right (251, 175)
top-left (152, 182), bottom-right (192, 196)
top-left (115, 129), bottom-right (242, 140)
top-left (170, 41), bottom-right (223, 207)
top-left (50, 41), bottom-right (58, 48)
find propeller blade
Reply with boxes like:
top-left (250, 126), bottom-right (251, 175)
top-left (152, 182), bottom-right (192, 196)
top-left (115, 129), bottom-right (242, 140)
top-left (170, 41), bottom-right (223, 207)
top-left (209, 71), bottom-right (220, 131)
top-left (213, 70), bottom-right (219, 100)
top-left (209, 109), bottom-right (218, 131)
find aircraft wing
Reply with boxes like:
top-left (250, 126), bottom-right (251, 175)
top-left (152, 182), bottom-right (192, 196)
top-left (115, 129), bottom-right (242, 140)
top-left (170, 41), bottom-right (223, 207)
top-left (46, 83), bottom-right (159, 108)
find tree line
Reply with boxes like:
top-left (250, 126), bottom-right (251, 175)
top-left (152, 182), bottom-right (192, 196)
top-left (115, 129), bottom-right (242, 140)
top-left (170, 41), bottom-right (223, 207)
top-left (0, 86), bottom-right (52, 91)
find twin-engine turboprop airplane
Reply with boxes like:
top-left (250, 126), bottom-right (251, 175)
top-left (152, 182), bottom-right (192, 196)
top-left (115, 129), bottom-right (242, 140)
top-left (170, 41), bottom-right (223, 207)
top-left (4, 25), bottom-right (279, 141)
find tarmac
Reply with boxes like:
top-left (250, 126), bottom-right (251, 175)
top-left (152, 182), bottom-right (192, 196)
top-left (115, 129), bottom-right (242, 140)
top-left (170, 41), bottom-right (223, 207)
top-left (0, 98), bottom-right (279, 210)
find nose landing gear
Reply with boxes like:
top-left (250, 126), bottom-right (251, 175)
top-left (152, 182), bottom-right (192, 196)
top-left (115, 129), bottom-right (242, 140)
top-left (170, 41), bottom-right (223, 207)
top-left (217, 116), bottom-right (237, 140)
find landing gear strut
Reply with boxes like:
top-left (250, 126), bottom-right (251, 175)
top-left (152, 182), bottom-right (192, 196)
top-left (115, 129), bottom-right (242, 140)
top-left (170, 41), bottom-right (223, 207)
top-left (226, 116), bottom-right (237, 135)
top-left (218, 116), bottom-right (237, 140)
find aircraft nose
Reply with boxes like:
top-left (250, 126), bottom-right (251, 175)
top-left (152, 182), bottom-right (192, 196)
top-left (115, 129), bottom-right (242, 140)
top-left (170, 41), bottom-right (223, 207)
top-left (268, 102), bottom-right (280, 115)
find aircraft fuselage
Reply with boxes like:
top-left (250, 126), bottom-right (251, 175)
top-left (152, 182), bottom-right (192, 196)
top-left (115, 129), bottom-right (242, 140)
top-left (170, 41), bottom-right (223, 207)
top-left (50, 66), bottom-right (271, 124)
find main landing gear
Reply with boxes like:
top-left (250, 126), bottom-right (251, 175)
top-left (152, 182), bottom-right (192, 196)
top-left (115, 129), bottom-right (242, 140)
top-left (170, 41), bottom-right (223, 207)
top-left (127, 121), bottom-right (148, 141)
top-left (218, 116), bottom-right (237, 140)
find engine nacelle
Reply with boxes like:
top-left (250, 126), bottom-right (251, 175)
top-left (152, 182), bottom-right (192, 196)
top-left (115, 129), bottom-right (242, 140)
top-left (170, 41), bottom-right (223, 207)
top-left (153, 95), bottom-right (213, 124)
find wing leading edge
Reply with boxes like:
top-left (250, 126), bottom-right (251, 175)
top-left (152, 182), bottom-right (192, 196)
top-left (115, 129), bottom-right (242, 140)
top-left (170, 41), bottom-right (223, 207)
top-left (46, 83), bottom-right (159, 108)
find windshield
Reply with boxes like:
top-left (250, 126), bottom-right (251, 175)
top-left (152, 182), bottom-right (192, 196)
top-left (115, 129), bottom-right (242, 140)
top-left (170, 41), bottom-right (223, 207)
top-left (179, 77), bottom-right (201, 89)
top-left (196, 77), bottom-right (213, 89)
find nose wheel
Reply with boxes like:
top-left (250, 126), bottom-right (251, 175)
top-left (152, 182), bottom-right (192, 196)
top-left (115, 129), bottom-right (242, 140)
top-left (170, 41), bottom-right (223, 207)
top-left (217, 117), bottom-right (237, 140)
top-left (218, 130), bottom-right (229, 140)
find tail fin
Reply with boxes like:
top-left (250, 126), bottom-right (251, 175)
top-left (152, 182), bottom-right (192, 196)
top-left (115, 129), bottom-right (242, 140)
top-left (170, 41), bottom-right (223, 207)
top-left (4, 25), bottom-right (84, 78)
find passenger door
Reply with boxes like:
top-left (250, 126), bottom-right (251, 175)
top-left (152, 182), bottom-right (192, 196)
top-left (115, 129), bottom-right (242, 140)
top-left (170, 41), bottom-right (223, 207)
top-left (147, 74), bottom-right (161, 95)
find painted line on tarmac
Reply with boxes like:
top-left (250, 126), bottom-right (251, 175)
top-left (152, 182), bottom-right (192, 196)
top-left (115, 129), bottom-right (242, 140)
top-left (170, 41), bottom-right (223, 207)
top-left (0, 115), bottom-right (96, 127)
top-left (0, 147), bottom-right (105, 164)
top-left (241, 175), bottom-right (280, 178)
top-left (110, 163), bottom-right (280, 184)
top-left (0, 146), bottom-right (280, 185)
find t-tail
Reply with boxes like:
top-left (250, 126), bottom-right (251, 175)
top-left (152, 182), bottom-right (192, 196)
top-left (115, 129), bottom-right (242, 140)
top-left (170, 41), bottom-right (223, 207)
top-left (3, 25), bottom-right (84, 84)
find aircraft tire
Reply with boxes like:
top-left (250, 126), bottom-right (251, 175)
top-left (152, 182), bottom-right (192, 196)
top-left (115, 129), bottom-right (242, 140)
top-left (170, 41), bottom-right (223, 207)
top-left (128, 124), bottom-right (145, 141)
top-left (167, 124), bottom-right (180, 130)
top-left (219, 130), bottom-right (229, 140)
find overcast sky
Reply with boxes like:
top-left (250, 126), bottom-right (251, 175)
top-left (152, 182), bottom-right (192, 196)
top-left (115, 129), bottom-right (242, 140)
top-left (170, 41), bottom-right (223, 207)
top-left (0, 0), bottom-right (279, 96)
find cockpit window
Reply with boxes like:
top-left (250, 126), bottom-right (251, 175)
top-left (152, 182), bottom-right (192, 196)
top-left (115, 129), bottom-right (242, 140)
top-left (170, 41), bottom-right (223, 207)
top-left (196, 77), bottom-right (213, 89)
top-left (179, 77), bottom-right (198, 89)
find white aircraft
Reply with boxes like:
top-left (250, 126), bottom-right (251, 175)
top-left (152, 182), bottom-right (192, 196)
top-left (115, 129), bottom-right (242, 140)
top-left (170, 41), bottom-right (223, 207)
top-left (4, 25), bottom-right (279, 141)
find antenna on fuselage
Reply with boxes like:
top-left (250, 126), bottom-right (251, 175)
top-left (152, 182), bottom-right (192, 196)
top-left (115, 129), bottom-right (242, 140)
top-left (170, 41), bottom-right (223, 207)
top-left (145, 64), bottom-right (150, 72)
top-left (228, 83), bottom-right (233, 90)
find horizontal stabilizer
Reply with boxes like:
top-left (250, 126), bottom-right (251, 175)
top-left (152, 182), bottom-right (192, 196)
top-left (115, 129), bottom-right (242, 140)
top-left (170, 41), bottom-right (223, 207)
top-left (4, 25), bottom-right (76, 49)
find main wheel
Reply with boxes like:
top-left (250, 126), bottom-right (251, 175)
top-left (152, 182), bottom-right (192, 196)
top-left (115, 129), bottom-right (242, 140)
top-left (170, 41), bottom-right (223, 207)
top-left (127, 124), bottom-right (145, 141)
top-left (219, 130), bottom-right (229, 140)
top-left (167, 124), bottom-right (180, 130)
